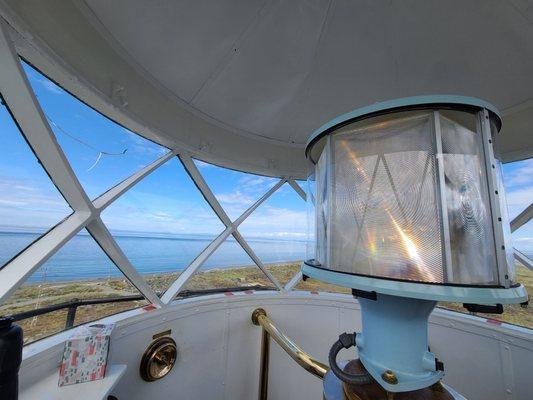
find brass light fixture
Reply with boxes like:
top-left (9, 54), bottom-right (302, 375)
top-left (140, 336), bottom-right (177, 382)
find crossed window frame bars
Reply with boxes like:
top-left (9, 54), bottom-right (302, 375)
top-left (0, 19), bottom-right (531, 312)
top-left (0, 19), bottom-right (307, 308)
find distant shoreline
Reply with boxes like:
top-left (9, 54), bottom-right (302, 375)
top-left (17, 260), bottom-right (303, 287)
top-left (0, 229), bottom-right (308, 243)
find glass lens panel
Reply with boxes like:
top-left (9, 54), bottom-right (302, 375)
top-left (0, 230), bottom-right (147, 344)
top-left (194, 160), bottom-right (279, 221)
top-left (101, 158), bottom-right (225, 294)
top-left (440, 114), bottom-right (497, 284)
top-left (310, 110), bottom-right (504, 286)
top-left (22, 62), bottom-right (168, 199)
top-left (0, 98), bottom-right (72, 267)
top-left (329, 113), bottom-right (444, 283)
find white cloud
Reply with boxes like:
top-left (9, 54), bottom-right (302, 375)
top-left (238, 204), bottom-right (307, 239)
top-left (513, 231), bottom-right (533, 254)
top-left (149, 211), bottom-right (173, 221)
top-left (504, 159), bottom-right (533, 188)
top-left (514, 237), bottom-right (533, 243)
top-left (213, 175), bottom-right (282, 220)
top-left (0, 176), bottom-right (71, 230)
top-left (195, 160), bottom-right (213, 169)
top-left (216, 190), bottom-right (253, 206)
top-left (504, 186), bottom-right (533, 220)
top-left (239, 175), bottom-right (277, 188)
top-left (100, 187), bottom-right (224, 235)
top-left (123, 129), bottom-right (168, 158)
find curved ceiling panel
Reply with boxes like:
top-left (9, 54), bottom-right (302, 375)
top-left (85, 0), bottom-right (266, 103)
top-left (1, 0), bottom-right (532, 177)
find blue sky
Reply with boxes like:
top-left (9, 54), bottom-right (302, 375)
top-left (0, 62), bottom-right (307, 241)
top-left (0, 62), bottom-right (531, 256)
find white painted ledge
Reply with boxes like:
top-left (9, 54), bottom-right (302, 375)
top-left (19, 364), bottom-right (126, 400)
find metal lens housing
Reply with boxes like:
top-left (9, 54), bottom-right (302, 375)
top-left (140, 337), bottom-right (178, 382)
top-left (305, 96), bottom-right (515, 289)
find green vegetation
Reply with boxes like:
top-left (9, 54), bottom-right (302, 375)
top-left (0, 263), bottom-right (530, 345)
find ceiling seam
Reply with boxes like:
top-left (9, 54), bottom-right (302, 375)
top-left (277, 0), bottom-right (335, 143)
top-left (506, 0), bottom-right (533, 27)
top-left (188, 0), bottom-right (274, 105)
top-left (70, 0), bottom-right (303, 148)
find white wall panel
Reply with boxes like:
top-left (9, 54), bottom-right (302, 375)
top-left (18, 293), bottom-right (533, 400)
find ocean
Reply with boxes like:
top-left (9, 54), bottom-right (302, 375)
top-left (0, 231), bottom-right (307, 283)
top-left (2, 231), bottom-right (530, 285)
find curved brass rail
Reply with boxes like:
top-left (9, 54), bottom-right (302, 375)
top-left (252, 308), bottom-right (328, 381)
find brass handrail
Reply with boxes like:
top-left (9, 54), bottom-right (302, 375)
top-left (252, 308), bottom-right (328, 399)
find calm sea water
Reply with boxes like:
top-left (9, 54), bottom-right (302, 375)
top-left (0, 231), bottom-right (307, 283)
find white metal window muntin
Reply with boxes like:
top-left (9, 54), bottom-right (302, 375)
top-left (0, 17), bottom-right (309, 309)
top-left (176, 153), bottom-right (284, 292)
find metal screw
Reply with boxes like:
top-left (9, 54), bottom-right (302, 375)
top-left (381, 370), bottom-right (398, 385)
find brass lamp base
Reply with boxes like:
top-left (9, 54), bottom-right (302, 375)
top-left (329, 360), bottom-right (455, 400)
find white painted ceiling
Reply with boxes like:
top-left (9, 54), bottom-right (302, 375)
top-left (2, 0), bottom-right (532, 176)
top-left (84, 0), bottom-right (533, 144)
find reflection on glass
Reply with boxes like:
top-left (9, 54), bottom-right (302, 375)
top-left (308, 110), bottom-right (503, 286)
top-left (440, 116), bottom-right (497, 284)
top-left (329, 114), bottom-right (444, 282)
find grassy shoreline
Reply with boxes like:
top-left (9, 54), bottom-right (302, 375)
top-left (1, 263), bottom-right (530, 344)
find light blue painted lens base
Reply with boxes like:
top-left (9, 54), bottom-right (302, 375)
top-left (357, 294), bottom-right (442, 392)
top-left (302, 264), bottom-right (528, 304)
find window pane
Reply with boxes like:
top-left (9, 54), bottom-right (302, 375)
top-left (0, 230), bottom-right (147, 344)
top-left (0, 98), bottom-right (71, 266)
top-left (238, 181), bottom-right (307, 285)
top-left (101, 158), bottom-right (225, 294)
top-left (22, 62), bottom-right (168, 199)
top-left (194, 159), bottom-right (279, 221)
top-left (180, 238), bottom-right (275, 295)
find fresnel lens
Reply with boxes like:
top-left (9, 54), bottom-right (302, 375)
top-left (304, 96), bottom-right (528, 399)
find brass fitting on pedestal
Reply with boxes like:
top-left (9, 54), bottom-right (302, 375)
top-left (381, 370), bottom-right (398, 385)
